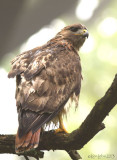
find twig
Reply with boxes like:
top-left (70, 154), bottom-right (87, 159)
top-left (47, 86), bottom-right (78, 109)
top-left (24, 155), bottom-right (30, 160)
top-left (67, 150), bottom-right (82, 160)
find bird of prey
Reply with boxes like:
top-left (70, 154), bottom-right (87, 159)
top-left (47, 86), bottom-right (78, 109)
top-left (8, 24), bottom-right (89, 153)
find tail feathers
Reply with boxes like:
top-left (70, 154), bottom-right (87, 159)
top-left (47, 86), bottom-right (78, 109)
top-left (15, 128), bottom-right (41, 153)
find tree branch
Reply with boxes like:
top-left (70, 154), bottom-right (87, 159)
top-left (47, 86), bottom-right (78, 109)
top-left (0, 74), bottom-right (117, 159)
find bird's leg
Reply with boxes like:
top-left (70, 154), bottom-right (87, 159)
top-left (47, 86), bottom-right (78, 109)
top-left (55, 114), bottom-right (68, 133)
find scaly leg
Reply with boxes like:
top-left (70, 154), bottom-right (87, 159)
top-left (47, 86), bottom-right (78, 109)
top-left (55, 114), bottom-right (68, 133)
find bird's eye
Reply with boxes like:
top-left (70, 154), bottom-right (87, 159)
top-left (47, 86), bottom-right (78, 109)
top-left (69, 26), bottom-right (81, 32)
top-left (69, 27), bottom-right (79, 32)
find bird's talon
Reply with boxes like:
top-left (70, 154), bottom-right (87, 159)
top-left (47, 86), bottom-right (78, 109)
top-left (54, 128), bottom-right (68, 133)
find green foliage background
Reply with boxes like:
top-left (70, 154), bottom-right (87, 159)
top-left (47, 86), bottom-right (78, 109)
top-left (0, 0), bottom-right (117, 159)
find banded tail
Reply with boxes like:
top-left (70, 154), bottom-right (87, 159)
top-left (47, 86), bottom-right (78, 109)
top-left (15, 128), bottom-right (41, 153)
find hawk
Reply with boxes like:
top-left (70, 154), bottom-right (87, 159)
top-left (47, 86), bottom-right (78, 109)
top-left (8, 24), bottom-right (89, 153)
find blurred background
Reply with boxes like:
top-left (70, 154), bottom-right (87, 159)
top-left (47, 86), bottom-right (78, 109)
top-left (0, 0), bottom-right (117, 159)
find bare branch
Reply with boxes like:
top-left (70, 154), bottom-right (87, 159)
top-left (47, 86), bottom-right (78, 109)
top-left (0, 74), bottom-right (117, 159)
top-left (67, 150), bottom-right (82, 160)
top-left (24, 156), bottom-right (30, 160)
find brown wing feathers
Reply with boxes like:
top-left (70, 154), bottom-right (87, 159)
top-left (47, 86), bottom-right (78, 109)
top-left (12, 46), bottom-right (81, 152)
top-left (15, 47), bottom-right (79, 152)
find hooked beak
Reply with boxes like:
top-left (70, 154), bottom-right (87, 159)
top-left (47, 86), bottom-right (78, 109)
top-left (82, 29), bottom-right (89, 38)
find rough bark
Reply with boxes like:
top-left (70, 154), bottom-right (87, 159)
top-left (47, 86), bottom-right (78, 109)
top-left (0, 74), bottom-right (117, 160)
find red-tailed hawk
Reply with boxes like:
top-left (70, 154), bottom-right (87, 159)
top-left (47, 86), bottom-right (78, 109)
top-left (8, 24), bottom-right (89, 153)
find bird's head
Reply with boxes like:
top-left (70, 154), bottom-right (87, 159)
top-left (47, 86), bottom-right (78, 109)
top-left (57, 24), bottom-right (89, 50)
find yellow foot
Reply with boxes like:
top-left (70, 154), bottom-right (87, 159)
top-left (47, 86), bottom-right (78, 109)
top-left (55, 127), bottom-right (68, 133)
